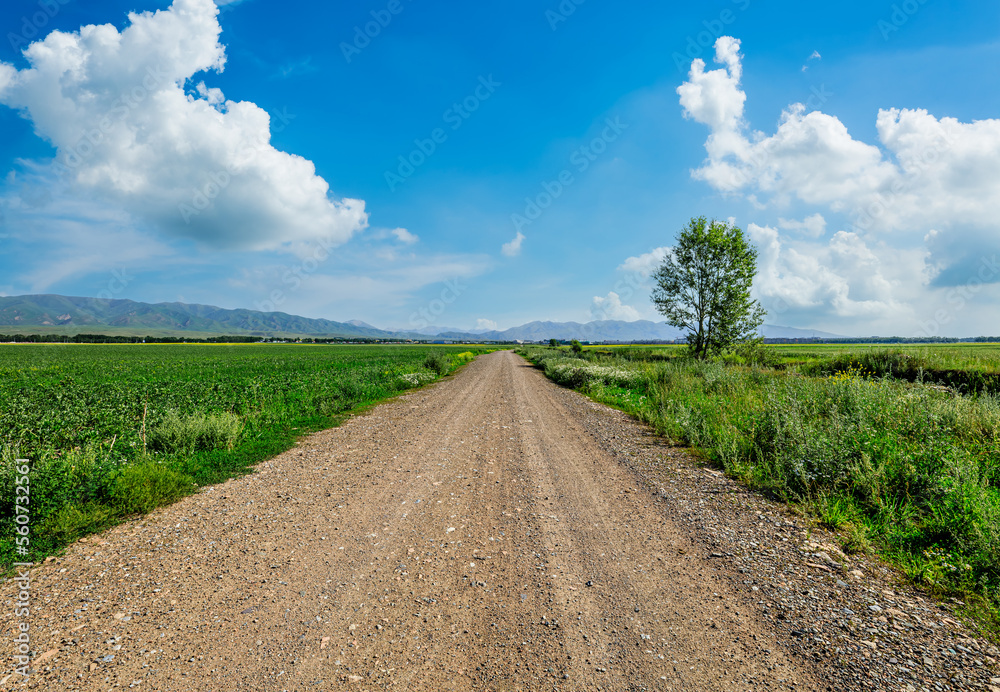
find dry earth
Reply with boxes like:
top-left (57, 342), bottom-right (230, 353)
top-left (1, 351), bottom-right (997, 691)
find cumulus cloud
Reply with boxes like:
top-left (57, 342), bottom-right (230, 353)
top-left (475, 318), bottom-right (498, 331)
top-left (748, 222), bottom-right (922, 321)
top-left (501, 231), bottom-right (525, 257)
top-left (591, 291), bottom-right (640, 321)
top-left (678, 36), bottom-right (1000, 256)
top-left (392, 227), bottom-right (419, 245)
top-left (0, 0), bottom-right (366, 254)
top-left (620, 246), bottom-right (669, 277)
top-left (677, 35), bottom-right (1000, 336)
top-left (778, 213), bottom-right (826, 238)
top-left (677, 36), bottom-right (745, 134)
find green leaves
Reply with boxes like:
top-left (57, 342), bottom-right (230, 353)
top-left (651, 216), bottom-right (765, 358)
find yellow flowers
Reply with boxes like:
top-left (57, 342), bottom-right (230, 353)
top-left (827, 362), bottom-right (876, 382)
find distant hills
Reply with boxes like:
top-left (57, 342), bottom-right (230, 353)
top-left (0, 295), bottom-right (393, 339)
top-left (0, 294), bottom-right (841, 342)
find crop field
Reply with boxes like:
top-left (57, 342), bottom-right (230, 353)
top-left (520, 343), bottom-right (1000, 629)
top-left (0, 343), bottom-right (488, 568)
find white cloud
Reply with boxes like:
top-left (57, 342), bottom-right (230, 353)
top-left (777, 213), bottom-right (826, 238)
top-left (678, 36), bottom-right (1000, 246)
top-left (501, 231), bottom-right (525, 257)
top-left (677, 36), bottom-right (746, 136)
top-left (475, 318), bottom-right (497, 331)
top-left (676, 36), bottom-right (1000, 335)
top-left (620, 246), bottom-right (669, 276)
top-left (591, 291), bottom-right (640, 321)
top-left (392, 227), bottom-right (419, 245)
top-left (0, 0), bottom-right (366, 255)
top-left (749, 222), bottom-right (920, 321)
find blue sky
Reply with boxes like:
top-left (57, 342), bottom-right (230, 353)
top-left (1, 0), bottom-right (999, 336)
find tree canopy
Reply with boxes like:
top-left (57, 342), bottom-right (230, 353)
top-left (651, 217), bottom-right (766, 359)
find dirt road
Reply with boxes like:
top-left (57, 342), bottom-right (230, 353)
top-left (6, 351), bottom-right (820, 690)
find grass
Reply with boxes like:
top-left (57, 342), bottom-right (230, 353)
top-left (518, 343), bottom-right (1000, 634)
top-left (0, 343), bottom-right (494, 568)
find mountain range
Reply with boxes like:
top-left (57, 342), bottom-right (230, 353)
top-left (0, 294), bottom-right (842, 342)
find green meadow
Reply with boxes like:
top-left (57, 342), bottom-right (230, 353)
top-left (0, 343), bottom-right (487, 568)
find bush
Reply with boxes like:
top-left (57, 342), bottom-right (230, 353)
top-left (110, 461), bottom-right (196, 515)
top-left (733, 340), bottom-right (780, 368)
top-left (148, 410), bottom-right (242, 454)
top-left (424, 352), bottom-right (452, 376)
top-left (0, 445), bottom-right (120, 531)
top-left (39, 502), bottom-right (114, 544)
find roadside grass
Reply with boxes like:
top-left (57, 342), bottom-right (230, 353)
top-left (518, 345), bottom-right (1000, 635)
top-left (0, 344), bottom-right (494, 569)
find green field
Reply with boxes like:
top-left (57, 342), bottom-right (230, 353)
top-left (521, 343), bottom-right (1000, 632)
top-left (772, 343), bottom-right (1000, 374)
top-left (0, 343), bottom-right (490, 569)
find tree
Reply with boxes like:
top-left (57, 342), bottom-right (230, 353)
top-left (549, 338), bottom-right (559, 348)
top-left (651, 217), bottom-right (765, 359)
top-left (570, 339), bottom-right (583, 354)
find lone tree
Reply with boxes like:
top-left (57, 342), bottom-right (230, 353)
top-left (651, 217), bottom-right (765, 359)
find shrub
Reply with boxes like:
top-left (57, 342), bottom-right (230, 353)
top-left (110, 461), bottom-right (196, 515)
top-left (39, 502), bottom-right (114, 544)
top-left (148, 410), bottom-right (242, 454)
top-left (423, 352), bottom-right (452, 376)
top-left (733, 340), bottom-right (780, 368)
